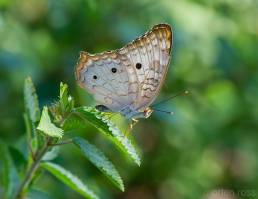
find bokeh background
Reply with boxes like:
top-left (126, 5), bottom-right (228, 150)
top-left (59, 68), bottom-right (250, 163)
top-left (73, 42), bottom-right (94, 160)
top-left (1, 0), bottom-right (258, 198)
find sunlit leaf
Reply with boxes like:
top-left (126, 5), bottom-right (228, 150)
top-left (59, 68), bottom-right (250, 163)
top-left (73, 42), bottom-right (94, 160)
top-left (24, 77), bottom-right (40, 123)
top-left (73, 137), bottom-right (124, 191)
top-left (37, 106), bottom-right (63, 138)
top-left (63, 106), bottom-right (141, 166)
top-left (41, 162), bottom-right (99, 199)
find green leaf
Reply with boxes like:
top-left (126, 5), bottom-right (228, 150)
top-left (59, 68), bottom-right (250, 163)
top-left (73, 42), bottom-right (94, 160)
top-left (73, 137), bottom-right (124, 191)
top-left (60, 82), bottom-right (69, 112)
top-left (42, 146), bottom-right (59, 161)
top-left (41, 162), bottom-right (99, 199)
top-left (62, 112), bottom-right (86, 130)
top-left (0, 141), bottom-right (20, 198)
top-left (63, 106), bottom-right (141, 166)
top-left (24, 77), bottom-right (40, 123)
top-left (24, 77), bottom-right (40, 151)
top-left (49, 82), bottom-right (74, 124)
top-left (37, 106), bottom-right (63, 138)
top-left (60, 82), bottom-right (74, 114)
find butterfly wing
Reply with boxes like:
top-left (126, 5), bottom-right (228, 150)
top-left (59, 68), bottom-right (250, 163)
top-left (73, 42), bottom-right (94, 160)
top-left (76, 24), bottom-right (172, 113)
top-left (118, 24), bottom-right (172, 110)
top-left (76, 51), bottom-right (139, 112)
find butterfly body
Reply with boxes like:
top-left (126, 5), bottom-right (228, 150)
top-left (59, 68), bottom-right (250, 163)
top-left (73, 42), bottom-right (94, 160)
top-left (95, 104), bottom-right (153, 119)
top-left (76, 24), bottom-right (172, 120)
top-left (119, 106), bottom-right (153, 119)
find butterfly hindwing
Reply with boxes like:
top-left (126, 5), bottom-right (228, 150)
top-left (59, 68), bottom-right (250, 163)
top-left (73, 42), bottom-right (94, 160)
top-left (76, 52), bottom-right (138, 112)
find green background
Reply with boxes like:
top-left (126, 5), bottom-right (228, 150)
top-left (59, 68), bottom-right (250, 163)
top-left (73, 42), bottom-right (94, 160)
top-left (0, 0), bottom-right (258, 198)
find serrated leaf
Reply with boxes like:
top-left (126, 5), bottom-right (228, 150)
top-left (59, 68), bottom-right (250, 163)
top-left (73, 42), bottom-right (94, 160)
top-left (73, 137), bottom-right (124, 191)
top-left (24, 77), bottom-right (40, 122)
top-left (62, 112), bottom-right (86, 130)
top-left (63, 107), bottom-right (141, 166)
top-left (41, 162), bottom-right (99, 199)
top-left (37, 107), bottom-right (63, 138)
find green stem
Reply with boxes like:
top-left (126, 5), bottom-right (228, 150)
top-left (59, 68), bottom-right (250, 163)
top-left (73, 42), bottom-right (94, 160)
top-left (48, 139), bottom-right (73, 146)
top-left (14, 137), bottom-right (52, 199)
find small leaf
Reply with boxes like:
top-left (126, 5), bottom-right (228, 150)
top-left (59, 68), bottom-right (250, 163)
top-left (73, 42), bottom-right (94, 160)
top-left (73, 137), bottom-right (124, 191)
top-left (50, 83), bottom-right (74, 124)
top-left (60, 82), bottom-right (69, 112)
top-left (24, 77), bottom-right (40, 122)
top-left (42, 146), bottom-right (59, 161)
top-left (64, 107), bottom-right (141, 166)
top-left (37, 107), bottom-right (63, 138)
top-left (60, 82), bottom-right (74, 113)
top-left (41, 162), bottom-right (99, 199)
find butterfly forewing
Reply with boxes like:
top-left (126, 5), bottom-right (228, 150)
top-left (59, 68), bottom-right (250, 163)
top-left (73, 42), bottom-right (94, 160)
top-left (119, 24), bottom-right (172, 110)
top-left (76, 24), bottom-right (172, 115)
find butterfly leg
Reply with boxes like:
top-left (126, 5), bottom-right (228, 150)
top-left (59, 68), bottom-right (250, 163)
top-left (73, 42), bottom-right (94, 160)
top-left (123, 118), bottom-right (139, 137)
top-left (130, 118), bottom-right (139, 130)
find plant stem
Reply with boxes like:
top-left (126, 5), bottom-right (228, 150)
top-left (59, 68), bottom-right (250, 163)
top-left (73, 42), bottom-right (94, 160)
top-left (14, 137), bottom-right (52, 199)
top-left (48, 139), bottom-right (73, 146)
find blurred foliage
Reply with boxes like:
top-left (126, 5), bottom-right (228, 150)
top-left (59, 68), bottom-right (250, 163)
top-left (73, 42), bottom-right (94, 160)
top-left (0, 0), bottom-right (258, 198)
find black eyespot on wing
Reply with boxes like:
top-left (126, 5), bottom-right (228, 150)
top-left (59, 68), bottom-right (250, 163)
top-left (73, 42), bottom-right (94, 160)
top-left (111, 68), bottom-right (117, 73)
top-left (136, 63), bottom-right (142, 69)
top-left (93, 75), bottom-right (97, 79)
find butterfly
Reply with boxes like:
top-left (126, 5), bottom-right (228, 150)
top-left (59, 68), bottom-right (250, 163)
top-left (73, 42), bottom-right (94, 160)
top-left (75, 23), bottom-right (172, 128)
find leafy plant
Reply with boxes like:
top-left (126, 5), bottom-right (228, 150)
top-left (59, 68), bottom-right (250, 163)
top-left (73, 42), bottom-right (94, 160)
top-left (0, 77), bottom-right (141, 199)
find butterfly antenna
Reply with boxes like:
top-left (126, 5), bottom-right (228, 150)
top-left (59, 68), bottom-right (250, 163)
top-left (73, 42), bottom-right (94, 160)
top-left (152, 108), bottom-right (174, 115)
top-left (151, 90), bottom-right (189, 107)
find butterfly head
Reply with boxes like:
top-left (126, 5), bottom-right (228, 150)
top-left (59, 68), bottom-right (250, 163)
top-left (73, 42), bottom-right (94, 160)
top-left (143, 107), bottom-right (154, 118)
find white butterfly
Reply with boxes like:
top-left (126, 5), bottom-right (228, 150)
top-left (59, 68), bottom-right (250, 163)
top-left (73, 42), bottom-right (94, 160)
top-left (76, 24), bottom-right (172, 124)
